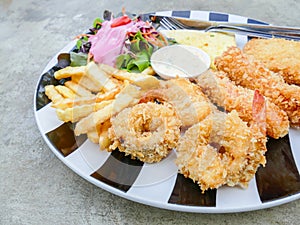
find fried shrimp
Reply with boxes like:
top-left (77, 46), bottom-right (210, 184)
top-left (108, 102), bottom-right (181, 163)
top-left (139, 78), bottom-right (212, 128)
top-left (176, 91), bottom-right (267, 192)
top-left (243, 38), bottom-right (300, 85)
top-left (176, 116), bottom-right (227, 191)
top-left (197, 69), bottom-right (289, 139)
top-left (234, 90), bottom-right (267, 187)
top-left (215, 46), bottom-right (300, 127)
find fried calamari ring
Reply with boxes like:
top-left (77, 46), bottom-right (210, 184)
top-left (108, 102), bottom-right (181, 163)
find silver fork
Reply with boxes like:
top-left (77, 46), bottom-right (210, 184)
top-left (159, 16), bottom-right (300, 40)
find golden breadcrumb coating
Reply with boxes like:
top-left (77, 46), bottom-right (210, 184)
top-left (215, 46), bottom-right (300, 127)
top-left (109, 102), bottom-right (181, 163)
top-left (176, 116), bottom-right (227, 192)
top-left (140, 78), bottom-right (212, 128)
top-left (244, 38), bottom-right (300, 85)
top-left (176, 106), bottom-right (267, 192)
top-left (197, 69), bottom-right (289, 138)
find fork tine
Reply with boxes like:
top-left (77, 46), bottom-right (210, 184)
top-left (158, 18), bottom-right (170, 30)
top-left (167, 17), bottom-right (188, 29)
top-left (160, 18), bottom-right (177, 30)
top-left (157, 15), bottom-right (300, 40)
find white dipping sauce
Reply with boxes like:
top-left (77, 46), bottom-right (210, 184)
top-left (150, 45), bottom-right (210, 79)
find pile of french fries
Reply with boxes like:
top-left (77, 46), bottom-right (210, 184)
top-left (45, 61), bottom-right (160, 150)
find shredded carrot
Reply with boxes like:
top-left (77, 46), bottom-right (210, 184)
top-left (147, 38), bottom-right (164, 48)
top-left (140, 31), bottom-right (154, 36)
top-left (87, 52), bottom-right (93, 63)
top-left (74, 33), bottom-right (91, 40)
top-left (159, 33), bottom-right (169, 46)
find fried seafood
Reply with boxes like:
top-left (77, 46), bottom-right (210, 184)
top-left (237, 90), bottom-right (267, 187)
top-left (108, 102), bottom-right (181, 163)
top-left (74, 83), bottom-right (145, 136)
top-left (243, 38), bottom-right (300, 85)
top-left (139, 78), bottom-right (212, 128)
top-left (197, 70), bottom-right (289, 138)
top-left (176, 91), bottom-right (267, 192)
top-left (176, 116), bottom-right (227, 191)
top-left (215, 46), bottom-right (300, 127)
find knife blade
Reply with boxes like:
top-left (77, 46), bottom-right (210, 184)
top-left (149, 14), bottom-right (214, 30)
top-left (148, 14), bottom-right (300, 35)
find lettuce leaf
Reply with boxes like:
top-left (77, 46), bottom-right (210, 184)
top-left (126, 51), bottom-right (150, 72)
top-left (116, 31), bottom-right (154, 72)
top-left (70, 52), bottom-right (88, 67)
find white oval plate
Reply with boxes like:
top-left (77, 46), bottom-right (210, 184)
top-left (34, 10), bottom-right (300, 213)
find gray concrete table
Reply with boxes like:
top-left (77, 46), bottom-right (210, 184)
top-left (1, 0), bottom-right (299, 224)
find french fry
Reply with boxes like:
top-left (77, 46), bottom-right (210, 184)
top-left (87, 129), bottom-right (100, 144)
top-left (99, 63), bottom-right (147, 82)
top-left (112, 84), bottom-right (141, 114)
top-left (74, 102), bottom-right (114, 136)
top-left (87, 119), bottom-right (112, 145)
top-left (97, 63), bottom-right (118, 75)
top-left (132, 76), bottom-right (160, 90)
top-left (99, 130), bottom-right (111, 150)
top-left (94, 86), bottom-right (121, 102)
top-left (52, 96), bottom-right (96, 110)
top-left (86, 61), bottom-right (118, 91)
top-left (141, 66), bottom-right (156, 75)
top-left (64, 81), bottom-right (94, 97)
top-left (98, 64), bottom-right (160, 89)
top-left (98, 120), bottom-right (112, 150)
top-left (94, 100), bottom-right (114, 111)
top-left (71, 75), bottom-right (101, 92)
top-left (74, 84), bottom-right (141, 135)
top-left (49, 61), bottom-right (162, 151)
top-left (55, 100), bottom-right (113, 122)
top-left (55, 85), bottom-right (76, 99)
top-left (54, 66), bottom-right (86, 79)
top-left (45, 85), bottom-right (64, 103)
top-left (98, 119), bottom-right (111, 134)
top-left (51, 87), bottom-right (120, 109)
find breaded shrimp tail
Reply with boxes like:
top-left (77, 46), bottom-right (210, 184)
top-left (176, 106), bottom-right (267, 192)
top-left (196, 70), bottom-right (289, 138)
top-left (215, 46), bottom-right (300, 127)
top-left (227, 90), bottom-right (267, 187)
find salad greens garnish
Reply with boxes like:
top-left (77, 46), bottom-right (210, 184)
top-left (116, 31), bottom-right (153, 72)
top-left (93, 17), bottom-right (103, 30)
top-left (71, 12), bottom-right (168, 72)
top-left (75, 17), bottom-right (104, 55)
top-left (75, 36), bottom-right (89, 53)
top-left (70, 52), bottom-right (88, 67)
